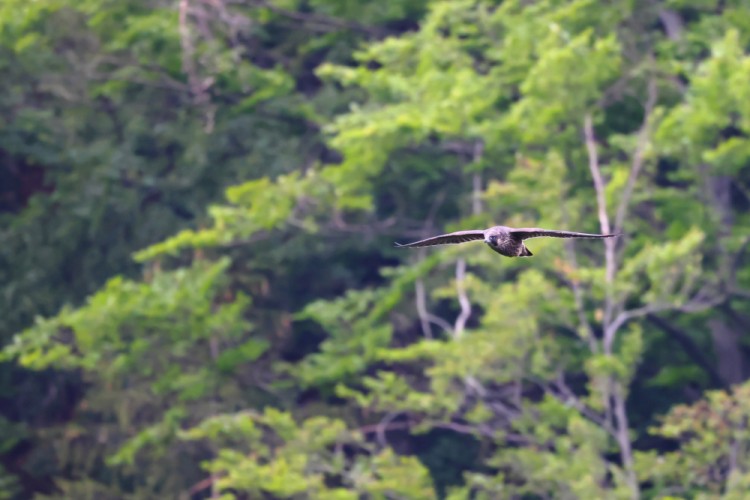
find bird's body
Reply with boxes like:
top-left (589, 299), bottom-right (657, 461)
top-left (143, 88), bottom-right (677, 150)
top-left (395, 225), bottom-right (619, 258)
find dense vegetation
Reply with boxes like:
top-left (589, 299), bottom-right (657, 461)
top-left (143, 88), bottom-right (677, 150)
top-left (3, 0), bottom-right (750, 498)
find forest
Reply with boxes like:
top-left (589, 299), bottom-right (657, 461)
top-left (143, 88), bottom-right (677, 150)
top-left (2, 0), bottom-right (750, 498)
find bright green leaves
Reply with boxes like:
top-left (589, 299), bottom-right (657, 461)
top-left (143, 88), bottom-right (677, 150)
top-left (7, 0), bottom-right (750, 498)
top-left (513, 30), bottom-right (621, 144)
top-left (0, 0), bottom-right (71, 52)
top-left (480, 0), bottom-right (625, 148)
top-left (231, 65), bottom-right (297, 112)
top-left (617, 227), bottom-right (706, 308)
top-left (658, 30), bottom-right (750, 176)
top-left (181, 408), bottom-right (435, 499)
top-left (317, 1), bottom-right (504, 210)
top-left (3, 259), bottom-right (265, 481)
top-left (295, 256), bottom-right (441, 386)
top-left (6, 259), bottom-right (253, 378)
top-left (482, 395), bottom-right (632, 499)
top-left (134, 172), bottom-right (320, 261)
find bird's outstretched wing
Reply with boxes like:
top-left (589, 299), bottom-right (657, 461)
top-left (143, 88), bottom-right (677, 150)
top-left (510, 228), bottom-right (620, 240)
top-left (395, 230), bottom-right (485, 248)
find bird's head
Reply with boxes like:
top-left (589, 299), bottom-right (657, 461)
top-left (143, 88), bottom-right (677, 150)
top-left (485, 234), bottom-right (496, 245)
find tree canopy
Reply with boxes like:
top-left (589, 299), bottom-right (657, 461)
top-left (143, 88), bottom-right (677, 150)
top-left (3, 0), bottom-right (750, 498)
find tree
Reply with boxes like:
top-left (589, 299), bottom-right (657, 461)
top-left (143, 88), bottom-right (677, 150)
top-left (5, 0), bottom-right (750, 499)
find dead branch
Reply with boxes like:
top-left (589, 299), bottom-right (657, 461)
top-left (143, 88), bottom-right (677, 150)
top-left (584, 113), bottom-right (617, 334)
top-left (415, 278), bottom-right (434, 339)
top-left (453, 258), bottom-right (471, 339)
top-left (543, 374), bottom-right (613, 436)
top-left (604, 287), bottom-right (726, 352)
top-left (658, 9), bottom-right (684, 41)
top-left (612, 385), bottom-right (639, 499)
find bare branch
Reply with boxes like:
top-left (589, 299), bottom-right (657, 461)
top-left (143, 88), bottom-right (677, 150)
top-left (453, 259), bottom-right (471, 339)
top-left (375, 411), bottom-right (400, 448)
top-left (659, 9), bottom-right (684, 41)
top-left (613, 385), bottom-right (639, 499)
top-left (415, 265), bottom-right (455, 339)
top-left (415, 278), bottom-right (434, 339)
top-left (605, 288), bottom-right (726, 352)
top-left (584, 113), bottom-right (617, 336)
top-left (179, 0), bottom-right (216, 131)
top-left (584, 114), bottom-right (612, 237)
top-left (544, 375), bottom-right (612, 436)
top-left (605, 303), bottom-right (665, 353)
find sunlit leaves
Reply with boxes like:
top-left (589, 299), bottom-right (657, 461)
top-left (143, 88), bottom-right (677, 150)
top-left (294, 256), bottom-right (441, 386)
top-left (133, 172), bottom-right (321, 261)
top-left (6, 0), bottom-right (750, 497)
top-left (181, 408), bottom-right (435, 499)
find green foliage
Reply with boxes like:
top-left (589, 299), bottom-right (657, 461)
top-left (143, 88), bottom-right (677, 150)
top-left (181, 409), bottom-right (435, 499)
top-left (641, 381), bottom-right (750, 498)
top-left (4, 0), bottom-right (750, 498)
top-left (4, 260), bottom-right (267, 495)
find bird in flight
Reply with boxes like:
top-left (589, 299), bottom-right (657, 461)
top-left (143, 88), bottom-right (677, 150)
top-left (395, 226), bottom-right (620, 258)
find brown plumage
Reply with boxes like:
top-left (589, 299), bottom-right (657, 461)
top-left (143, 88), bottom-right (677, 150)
top-left (395, 226), bottom-right (620, 258)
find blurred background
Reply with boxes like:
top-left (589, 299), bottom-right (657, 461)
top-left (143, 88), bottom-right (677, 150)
top-left (2, 0), bottom-right (750, 498)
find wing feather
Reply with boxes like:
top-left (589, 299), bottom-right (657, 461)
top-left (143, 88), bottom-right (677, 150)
top-left (510, 228), bottom-right (620, 240)
top-left (395, 230), bottom-right (486, 248)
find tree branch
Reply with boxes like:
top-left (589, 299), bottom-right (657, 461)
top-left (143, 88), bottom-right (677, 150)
top-left (415, 278), bottom-right (434, 339)
top-left (612, 385), bottom-right (639, 499)
top-left (584, 113), bottom-right (617, 339)
top-left (544, 375), bottom-right (613, 436)
top-left (453, 258), bottom-right (471, 339)
top-left (414, 273), bottom-right (454, 338)
top-left (605, 287), bottom-right (727, 351)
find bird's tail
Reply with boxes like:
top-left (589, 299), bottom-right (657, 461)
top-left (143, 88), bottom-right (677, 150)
top-left (520, 245), bottom-right (533, 257)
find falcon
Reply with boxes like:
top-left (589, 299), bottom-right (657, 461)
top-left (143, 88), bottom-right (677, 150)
top-left (395, 226), bottom-right (620, 258)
